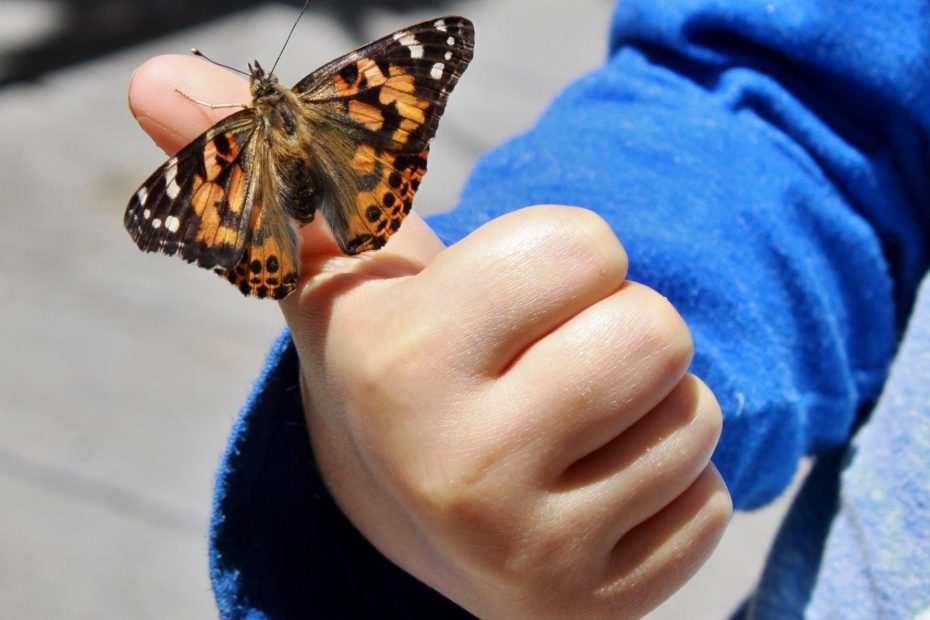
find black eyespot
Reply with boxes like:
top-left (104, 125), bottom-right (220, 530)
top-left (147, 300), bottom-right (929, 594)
top-left (339, 63), bottom-right (359, 86)
top-left (213, 132), bottom-right (232, 155)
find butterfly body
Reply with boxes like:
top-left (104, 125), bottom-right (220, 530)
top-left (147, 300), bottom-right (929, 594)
top-left (126, 17), bottom-right (474, 299)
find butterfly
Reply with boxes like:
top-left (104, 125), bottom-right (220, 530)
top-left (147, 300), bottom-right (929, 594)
top-left (125, 16), bottom-right (474, 300)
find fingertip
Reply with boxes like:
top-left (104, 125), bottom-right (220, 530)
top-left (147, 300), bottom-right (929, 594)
top-left (128, 54), bottom-right (251, 154)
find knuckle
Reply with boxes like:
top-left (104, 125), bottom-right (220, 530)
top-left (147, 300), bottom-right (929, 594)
top-left (691, 465), bottom-right (733, 537)
top-left (707, 473), bottom-right (734, 524)
top-left (629, 285), bottom-right (694, 369)
top-left (688, 374), bottom-right (723, 442)
top-left (559, 207), bottom-right (628, 274)
top-left (707, 485), bottom-right (734, 527)
top-left (527, 206), bottom-right (628, 281)
top-left (655, 375), bottom-right (723, 473)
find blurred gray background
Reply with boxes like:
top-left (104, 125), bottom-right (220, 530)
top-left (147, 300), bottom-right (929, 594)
top-left (0, 0), bottom-right (805, 617)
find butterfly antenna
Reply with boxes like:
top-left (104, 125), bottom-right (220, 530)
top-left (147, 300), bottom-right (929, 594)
top-left (270, 0), bottom-right (310, 75)
top-left (190, 48), bottom-right (251, 77)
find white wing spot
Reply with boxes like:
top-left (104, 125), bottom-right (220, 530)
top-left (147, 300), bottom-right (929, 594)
top-left (444, 50), bottom-right (452, 61)
top-left (399, 34), bottom-right (424, 59)
top-left (164, 166), bottom-right (180, 199)
top-left (143, 209), bottom-right (151, 220)
top-left (430, 62), bottom-right (445, 80)
top-left (165, 215), bottom-right (181, 233)
top-left (136, 186), bottom-right (148, 203)
top-left (152, 218), bottom-right (162, 229)
top-left (447, 36), bottom-right (455, 46)
top-left (434, 19), bottom-right (448, 32)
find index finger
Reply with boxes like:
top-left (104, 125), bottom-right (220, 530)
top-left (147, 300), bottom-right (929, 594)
top-left (396, 205), bottom-right (629, 375)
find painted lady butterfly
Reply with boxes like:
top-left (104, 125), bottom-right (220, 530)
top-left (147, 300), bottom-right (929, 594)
top-left (125, 16), bottom-right (474, 299)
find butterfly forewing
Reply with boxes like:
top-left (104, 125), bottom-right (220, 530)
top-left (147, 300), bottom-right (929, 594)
top-left (296, 17), bottom-right (475, 152)
top-left (125, 111), bottom-right (259, 270)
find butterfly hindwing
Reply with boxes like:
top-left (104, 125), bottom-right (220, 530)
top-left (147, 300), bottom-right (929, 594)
top-left (313, 141), bottom-right (429, 254)
top-left (216, 193), bottom-right (300, 300)
top-left (125, 111), bottom-right (258, 271)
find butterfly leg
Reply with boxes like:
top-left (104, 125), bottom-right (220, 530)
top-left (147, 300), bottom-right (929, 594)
top-left (175, 88), bottom-right (249, 110)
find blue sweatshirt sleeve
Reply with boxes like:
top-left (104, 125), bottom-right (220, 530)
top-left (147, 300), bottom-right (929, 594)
top-left (428, 0), bottom-right (930, 508)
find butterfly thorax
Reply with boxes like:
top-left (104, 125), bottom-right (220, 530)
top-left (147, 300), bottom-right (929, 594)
top-left (248, 61), bottom-right (302, 139)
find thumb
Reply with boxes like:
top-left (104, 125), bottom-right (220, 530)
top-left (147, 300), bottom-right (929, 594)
top-left (128, 55), bottom-right (446, 313)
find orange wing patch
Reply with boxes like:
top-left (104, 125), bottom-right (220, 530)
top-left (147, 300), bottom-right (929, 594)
top-left (348, 100), bottom-right (385, 131)
top-left (350, 144), bottom-right (378, 174)
top-left (202, 131), bottom-right (242, 181)
top-left (343, 149), bottom-right (428, 254)
top-left (217, 199), bottom-right (298, 300)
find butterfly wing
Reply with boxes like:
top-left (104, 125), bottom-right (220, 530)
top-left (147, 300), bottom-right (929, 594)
top-left (125, 110), bottom-right (259, 271)
top-left (293, 16), bottom-right (474, 253)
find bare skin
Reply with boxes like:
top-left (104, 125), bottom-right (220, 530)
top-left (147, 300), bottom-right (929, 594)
top-left (129, 55), bottom-right (732, 619)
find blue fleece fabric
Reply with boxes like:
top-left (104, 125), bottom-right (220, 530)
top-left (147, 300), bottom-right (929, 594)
top-left (209, 1), bottom-right (930, 617)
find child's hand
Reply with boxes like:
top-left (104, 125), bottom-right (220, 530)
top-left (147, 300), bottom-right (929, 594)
top-left (131, 56), bottom-right (732, 619)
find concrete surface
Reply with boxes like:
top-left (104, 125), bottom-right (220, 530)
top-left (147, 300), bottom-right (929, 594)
top-left (0, 1), bottom-right (803, 617)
